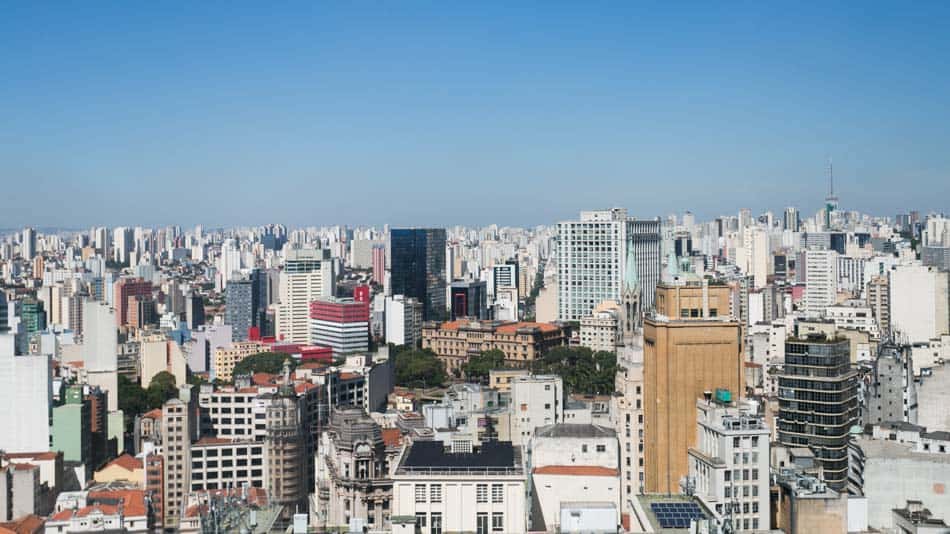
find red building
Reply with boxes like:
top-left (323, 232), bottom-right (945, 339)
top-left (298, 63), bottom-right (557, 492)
top-left (353, 284), bottom-right (370, 304)
top-left (113, 278), bottom-right (153, 327)
top-left (372, 245), bottom-right (385, 285)
top-left (309, 297), bottom-right (370, 356)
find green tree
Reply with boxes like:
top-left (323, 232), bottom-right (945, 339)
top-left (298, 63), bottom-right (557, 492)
top-left (532, 346), bottom-right (616, 395)
top-left (146, 371), bottom-right (178, 408)
top-left (117, 375), bottom-right (148, 429)
top-left (462, 349), bottom-right (507, 383)
top-left (395, 349), bottom-right (446, 388)
top-left (231, 352), bottom-right (297, 379)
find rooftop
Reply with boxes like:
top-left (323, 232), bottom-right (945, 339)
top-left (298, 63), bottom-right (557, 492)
top-left (534, 423), bottom-right (616, 439)
top-left (398, 441), bottom-right (522, 475)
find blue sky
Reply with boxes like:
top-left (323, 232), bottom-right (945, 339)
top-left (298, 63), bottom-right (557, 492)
top-left (2, 2), bottom-right (949, 228)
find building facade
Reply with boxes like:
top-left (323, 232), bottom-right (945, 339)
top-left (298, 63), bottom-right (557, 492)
top-left (422, 320), bottom-right (567, 375)
top-left (390, 228), bottom-right (447, 322)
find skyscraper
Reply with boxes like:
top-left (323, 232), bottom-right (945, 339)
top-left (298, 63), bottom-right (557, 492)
top-left (783, 207), bottom-right (800, 232)
top-left (777, 336), bottom-right (857, 491)
top-left (642, 281), bottom-right (743, 494)
top-left (276, 249), bottom-right (334, 343)
top-left (450, 280), bottom-right (488, 320)
top-left (556, 210), bottom-right (660, 321)
top-left (802, 249), bottom-right (837, 316)
top-left (113, 277), bottom-right (153, 327)
top-left (389, 228), bottom-right (447, 321)
top-left (225, 277), bottom-right (255, 341)
top-left (20, 227), bottom-right (36, 261)
top-left (0, 331), bottom-right (51, 453)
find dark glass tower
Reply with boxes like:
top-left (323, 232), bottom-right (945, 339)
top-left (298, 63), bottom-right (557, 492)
top-left (390, 228), bottom-right (446, 321)
top-left (777, 336), bottom-right (858, 491)
top-left (450, 280), bottom-right (488, 320)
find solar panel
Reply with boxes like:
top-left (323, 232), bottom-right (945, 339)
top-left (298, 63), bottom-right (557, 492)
top-left (650, 502), bottom-right (707, 529)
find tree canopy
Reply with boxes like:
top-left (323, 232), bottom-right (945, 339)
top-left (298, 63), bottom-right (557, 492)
top-left (532, 346), bottom-right (616, 395)
top-left (232, 352), bottom-right (297, 379)
top-left (462, 349), bottom-right (507, 383)
top-left (116, 372), bottom-right (180, 432)
top-left (394, 348), bottom-right (446, 388)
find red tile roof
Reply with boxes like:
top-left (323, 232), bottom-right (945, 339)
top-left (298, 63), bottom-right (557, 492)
top-left (252, 373), bottom-right (276, 386)
top-left (2, 451), bottom-right (59, 461)
top-left (142, 408), bottom-right (163, 420)
top-left (495, 321), bottom-right (561, 334)
top-left (532, 465), bottom-right (619, 476)
top-left (381, 428), bottom-right (403, 448)
top-left (0, 514), bottom-right (45, 534)
top-left (101, 453), bottom-right (142, 472)
top-left (88, 489), bottom-right (148, 517)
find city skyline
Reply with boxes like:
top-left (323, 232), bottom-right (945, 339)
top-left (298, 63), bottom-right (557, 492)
top-left (3, 3), bottom-right (950, 227)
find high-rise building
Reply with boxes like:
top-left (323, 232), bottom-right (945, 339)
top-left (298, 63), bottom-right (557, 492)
top-left (113, 278), bottom-right (152, 327)
top-left (783, 207), bottom-right (800, 232)
top-left (643, 282), bottom-right (743, 494)
top-left (225, 277), bottom-right (255, 341)
top-left (888, 264), bottom-right (950, 344)
top-left (309, 297), bottom-right (370, 356)
top-left (161, 397), bottom-right (192, 530)
top-left (802, 250), bottom-right (837, 316)
top-left (556, 210), bottom-right (660, 321)
top-left (864, 342), bottom-right (917, 425)
top-left (688, 396), bottom-right (770, 532)
top-left (265, 366), bottom-right (307, 519)
top-left (20, 227), bottom-right (36, 261)
top-left (51, 385), bottom-right (92, 466)
top-left (185, 292), bottom-right (205, 330)
top-left (777, 336), bottom-right (857, 491)
top-left (390, 228), bottom-right (447, 321)
top-left (0, 332), bottom-right (51, 453)
top-left (18, 297), bottom-right (46, 354)
top-left (865, 276), bottom-right (889, 338)
top-left (491, 262), bottom-right (519, 297)
top-left (276, 249), bottom-right (334, 344)
top-left (450, 280), bottom-right (488, 320)
top-left (384, 295), bottom-right (423, 347)
top-left (372, 244), bottom-right (386, 286)
top-left (83, 300), bottom-right (119, 411)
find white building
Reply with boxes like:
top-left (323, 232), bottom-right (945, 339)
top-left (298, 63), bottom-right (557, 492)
top-left (803, 249), bottom-right (838, 316)
top-left (824, 300), bottom-right (880, 339)
top-left (384, 295), bottom-right (423, 347)
top-left (276, 249), bottom-right (334, 344)
top-left (613, 346), bottom-right (645, 501)
top-left (189, 438), bottom-right (266, 492)
top-left (688, 397), bottom-right (770, 532)
top-left (556, 210), bottom-right (660, 321)
top-left (0, 332), bottom-right (51, 453)
top-left (510, 375), bottom-right (563, 449)
top-left (392, 441), bottom-right (527, 534)
top-left (530, 424), bottom-right (621, 532)
top-left (889, 264), bottom-right (950, 345)
top-left (82, 300), bottom-right (119, 411)
top-left (579, 301), bottom-right (620, 353)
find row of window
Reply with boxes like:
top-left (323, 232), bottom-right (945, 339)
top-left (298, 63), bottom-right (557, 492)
top-left (414, 484), bottom-right (506, 505)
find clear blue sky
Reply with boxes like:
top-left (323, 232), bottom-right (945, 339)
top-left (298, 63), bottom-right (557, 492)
top-left (2, 2), bottom-right (949, 228)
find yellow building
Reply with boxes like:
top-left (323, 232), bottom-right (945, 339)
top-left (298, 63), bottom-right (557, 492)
top-left (422, 320), bottom-right (567, 374)
top-left (213, 340), bottom-right (266, 382)
top-left (643, 282), bottom-right (744, 494)
top-left (93, 453), bottom-right (145, 487)
top-left (489, 368), bottom-right (531, 393)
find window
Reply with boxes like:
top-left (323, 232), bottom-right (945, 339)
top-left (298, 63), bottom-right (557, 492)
top-left (430, 485), bottom-right (442, 503)
top-left (477, 484), bottom-right (488, 503)
top-left (477, 513), bottom-right (489, 534)
top-left (724, 487), bottom-right (731, 498)
top-left (415, 513), bottom-right (427, 532)
top-left (724, 471), bottom-right (731, 482)
top-left (751, 436), bottom-right (759, 447)
top-left (492, 513), bottom-right (504, 532)
top-left (491, 484), bottom-right (504, 503)
top-left (415, 484), bottom-right (427, 503)
top-left (582, 444), bottom-right (589, 453)
top-left (431, 513), bottom-right (443, 534)
top-left (733, 437), bottom-right (740, 448)
top-left (596, 444), bottom-right (606, 453)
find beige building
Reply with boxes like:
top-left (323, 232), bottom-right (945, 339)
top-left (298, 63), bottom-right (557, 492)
top-left (866, 275), bottom-right (890, 337)
top-left (161, 398), bottom-right (192, 530)
top-left (488, 368), bottom-right (530, 393)
top-left (212, 340), bottom-right (265, 382)
top-left (579, 300), bottom-right (621, 352)
top-left (422, 320), bottom-right (567, 375)
top-left (643, 282), bottom-right (744, 494)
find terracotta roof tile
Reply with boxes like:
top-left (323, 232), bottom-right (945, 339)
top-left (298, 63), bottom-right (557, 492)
top-left (381, 428), bottom-right (403, 448)
top-left (101, 453), bottom-right (143, 472)
top-left (532, 465), bottom-right (619, 476)
top-left (0, 514), bottom-right (45, 534)
top-left (142, 408), bottom-right (163, 420)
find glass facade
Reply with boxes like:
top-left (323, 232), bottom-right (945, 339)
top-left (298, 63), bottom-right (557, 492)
top-left (777, 338), bottom-right (857, 490)
top-left (390, 228), bottom-right (446, 321)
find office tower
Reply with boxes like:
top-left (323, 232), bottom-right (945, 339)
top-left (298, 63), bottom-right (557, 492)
top-left (276, 249), bottom-right (334, 343)
top-left (127, 294), bottom-right (156, 329)
top-left (491, 261), bottom-right (519, 297)
top-left (309, 297), bottom-right (370, 356)
top-left (556, 210), bottom-right (660, 321)
top-left (185, 292), bottom-right (205, 330)
top-left (888, 264), bottom-right (950, 344)
top-left (778, 336), bottom-right (857, 491)
top-left (113, 277), bottom-right (152, 327)
top-left (783, 207), bottom-right (800, 232)
top-left (83, 300), bottom-right (119, 411)
top-left (390, 228), bottom-right (447, 321)
top-left (161, 398), bottom-right (192, 530)
top-left (51, 385), bottom-right (92, 466)
top-left (113, 227), bottom-right (133, 265)
top-left (0, 332), bottom-right (51, 453)
top-left (225, 276), bottom-right (255, 341)
top-left (18, 297), bottom-right (46, 354)
top-left (265, 367), bottom-right (307, 519)
top-left (643, 282), bottom-right (743, 494)
top-left (450, 280), bottom-right (488, 320)
top-left (385, 295), bottom-right (423, 347)
top-left (372, 244), bottom-right (386, 285)
top-left (803, 250), bottom-right (837, 316)
top-left (20, 227), bottom-right (36, 261)
top-left (688, 396), bottom-right (770, 532)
